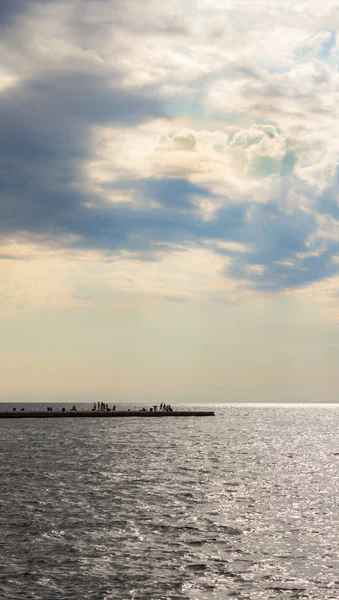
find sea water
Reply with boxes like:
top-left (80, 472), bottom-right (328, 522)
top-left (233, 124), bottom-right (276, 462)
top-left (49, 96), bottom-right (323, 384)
top-left (1, 404), bottom-right (339, 599)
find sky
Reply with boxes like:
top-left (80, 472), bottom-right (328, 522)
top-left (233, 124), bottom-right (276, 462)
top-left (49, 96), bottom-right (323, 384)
top-left (1, 0), bottom-right (339, 403)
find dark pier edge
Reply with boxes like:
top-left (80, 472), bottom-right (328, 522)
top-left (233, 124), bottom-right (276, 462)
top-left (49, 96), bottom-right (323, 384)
top-left (0, 410), bottom-right (215, 419)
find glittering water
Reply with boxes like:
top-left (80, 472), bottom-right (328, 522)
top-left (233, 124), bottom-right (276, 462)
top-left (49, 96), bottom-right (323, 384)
top-left (1, 404), bottom-right (339, 599)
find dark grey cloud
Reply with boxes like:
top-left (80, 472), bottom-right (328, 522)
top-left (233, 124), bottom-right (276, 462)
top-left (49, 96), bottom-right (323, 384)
top-left (1, 69), bottom-right (162, 136)
top-left (105, 177), bottom-right (211, 210)
top-left (0, 0), bottom-right (56, 27)
top-left (0, 0), bottom-right (32, 26)
top-left (245, 203), bottom-right (314, 264)
top-left (223, 200), bottom-right (338, 291)
top-left (0, 68), bottom-right (165, 238)
top-left (230, 250), bottom-right (337, 291)
top-left (0, 68), bottom-right (216, 254)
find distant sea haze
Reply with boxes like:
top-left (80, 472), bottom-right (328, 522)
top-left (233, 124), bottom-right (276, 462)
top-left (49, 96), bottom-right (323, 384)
top-left (1, 405), bottom-right (339, 599)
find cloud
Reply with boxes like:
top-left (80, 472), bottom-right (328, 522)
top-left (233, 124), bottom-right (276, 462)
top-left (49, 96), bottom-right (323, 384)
top-left (225, 201), bottom-right (325, 290)
top-left (1, 0), bottom-right (339, 302)
top-left (105, 177), bottom-right (210, 209)
top-left (0, 0), bottom-right (48, 26)
top-left (0, 66), bottom-right (165, 239)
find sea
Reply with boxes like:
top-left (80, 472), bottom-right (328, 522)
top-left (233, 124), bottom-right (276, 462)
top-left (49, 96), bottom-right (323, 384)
top-left (1, 403), bottom-right (339, 600)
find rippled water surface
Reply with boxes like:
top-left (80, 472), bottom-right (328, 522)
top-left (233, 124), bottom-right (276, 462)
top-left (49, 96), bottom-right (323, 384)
top-left (1, 404), bottom-right (339, 599)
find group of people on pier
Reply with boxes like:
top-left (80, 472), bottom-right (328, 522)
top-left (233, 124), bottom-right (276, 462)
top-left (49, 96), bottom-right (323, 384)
top-left (143, 403), bottom-right (173, 412)
top-left (11, 402), bottom-right (175, 413)
top-left (91, 402), bottom-right (173, 412)
top-left (93, 402), bottom-right (116, 411)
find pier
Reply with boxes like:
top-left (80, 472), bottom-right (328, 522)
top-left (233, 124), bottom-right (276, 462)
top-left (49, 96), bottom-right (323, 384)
top-left (0, 410), bottom-right (215, 419)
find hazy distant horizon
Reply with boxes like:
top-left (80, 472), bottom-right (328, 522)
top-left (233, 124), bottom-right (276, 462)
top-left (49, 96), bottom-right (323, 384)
top-left (2, 394), bottom-right (339, 405)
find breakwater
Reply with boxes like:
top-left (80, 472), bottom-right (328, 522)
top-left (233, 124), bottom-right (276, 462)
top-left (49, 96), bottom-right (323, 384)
top-left (0, 410), bottom-right (215, 418)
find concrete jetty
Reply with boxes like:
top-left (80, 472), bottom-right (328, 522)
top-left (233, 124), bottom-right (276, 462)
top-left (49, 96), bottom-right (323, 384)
top-left (0, 410), bottom-right (215, 419)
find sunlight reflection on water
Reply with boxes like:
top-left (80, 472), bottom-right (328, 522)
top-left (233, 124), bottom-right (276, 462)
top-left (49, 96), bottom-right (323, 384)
top-left (1, 404), bottom-right (339, 599)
